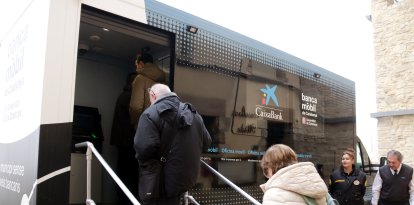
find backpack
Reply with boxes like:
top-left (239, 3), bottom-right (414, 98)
top-left (302, 193), bottom-right (339, 205)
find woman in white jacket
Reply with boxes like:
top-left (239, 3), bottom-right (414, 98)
top-left (260, 144), bottom-right (328, 205)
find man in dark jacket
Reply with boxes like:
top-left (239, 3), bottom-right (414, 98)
top-left (134, 83), bottom-right (211, 205)
top-left (110, 72), bottom-right (139, 204)
top-left (372, 150), bottom-right (414, 205)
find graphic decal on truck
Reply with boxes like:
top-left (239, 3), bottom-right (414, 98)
top-left (260, 84), bottom-right (279, 107)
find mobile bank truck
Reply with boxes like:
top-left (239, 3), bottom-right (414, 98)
top-left (0, 0), bottom-right (375, 204)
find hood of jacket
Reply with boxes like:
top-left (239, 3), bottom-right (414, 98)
top-left (137, 62), bottom-right (165, 82)
top-left (177, 102), bottom-right (197, 128)
top-left (262, 162), bottom-right (328, 200)
top-left (153, 93), bottom-right (196, 128)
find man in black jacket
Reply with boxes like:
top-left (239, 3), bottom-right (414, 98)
top-left (372, 150), bottom-right (414, 205)
top-left (134, 83), bottom-right (211, 205)
top-left (110, 72), bottom-right (138, 204)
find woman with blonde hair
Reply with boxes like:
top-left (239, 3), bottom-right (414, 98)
top-left (329, 148), bottom-right (366, 205)
top-left (260, 144), bottom-right (328, 205)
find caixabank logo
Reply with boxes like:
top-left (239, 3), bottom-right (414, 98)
top-left (256, 84), bottom-right (284, 121)
top-left (260, 85), bottom-right (279, 107)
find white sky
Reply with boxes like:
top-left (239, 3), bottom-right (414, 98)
top-left (156, 0), bottom-right (378, 158)
top-left (0, 0), bottom-right (378, 158)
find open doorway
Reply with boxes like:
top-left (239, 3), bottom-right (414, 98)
top-left (266, 121), bottom-right (292, 149)
top-left (69, 5), bottom-right (175, 204)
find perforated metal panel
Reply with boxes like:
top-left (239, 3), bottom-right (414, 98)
top-left (188, 186), bottom-right (263, 205)
top-left (144, 1), bottom-right (357, 204)
top-left (145, 1), bottom-right (355, 109)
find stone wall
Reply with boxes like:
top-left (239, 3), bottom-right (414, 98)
top-left (372, 0), bottom-right (414, 165)
top-left (377, 116), bottom-right (414, 165)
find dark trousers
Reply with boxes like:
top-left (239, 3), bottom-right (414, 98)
top-left (144, 195), bottom-right (181, 205)
top-left (117, 146), bottom-right (139, 205)
top-left (379, 198), bottom-right (409, 205)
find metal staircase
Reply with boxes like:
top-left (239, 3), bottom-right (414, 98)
top-left (75, 141), bottom-right (261, 205)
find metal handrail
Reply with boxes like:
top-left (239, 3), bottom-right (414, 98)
top-left (184, 191), bottom-right (200, 205)
top-left (200, 160), bottom-right (262, 205)
top-left (75, 142), bottom-right (140, 205)
top-left (74, 141), bottom-right (259, 205)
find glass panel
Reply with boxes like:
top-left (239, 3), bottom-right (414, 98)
top-left (356, 142), bottom-right (363, 170)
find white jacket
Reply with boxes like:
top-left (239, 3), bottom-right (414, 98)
top-left (261, 162), bottom-right (328, 205)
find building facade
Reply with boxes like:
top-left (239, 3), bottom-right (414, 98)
top-left (371, 0), bottom-right (414, 165)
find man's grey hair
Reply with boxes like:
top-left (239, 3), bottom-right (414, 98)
top-left (387, 150), bottom-right (403, 162)
top-left (151, 83), bottom-right (171, 97)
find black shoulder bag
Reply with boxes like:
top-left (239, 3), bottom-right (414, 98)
top-left (139, 102), bottom-right (185, 204)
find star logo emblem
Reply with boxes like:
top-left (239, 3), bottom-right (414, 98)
top-left (260, 84), bottom-right (279, 107)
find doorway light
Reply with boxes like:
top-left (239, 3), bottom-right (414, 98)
top-left (313, 73), bottom-right (321, 78)
top-left (186, 25), bottom-right (198, 34)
